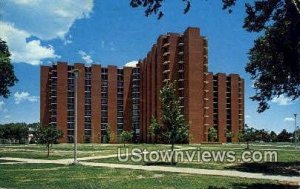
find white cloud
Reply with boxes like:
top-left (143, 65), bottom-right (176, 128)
top-left (125, 60), bottom-right (138, 67)
top-left (0, 0), bottom-right (94, 65)
top-left (14, 92), bottom-right (39, 104)
top-left (0, 22), bottom-right (59, 65)
top-left (78, 50), bottom-right (93, 64)
top-left (2, 0), bottom-right (94, 40)
top-left (284, 117), bottom-right (295, 122)
top-left (245, 115), bottom-right (251, 119)
top-left (0, 101), bottom-right (5, 111)
top-left (271, 95), bottom-right (295, 106)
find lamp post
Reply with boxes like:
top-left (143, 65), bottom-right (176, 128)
top-left (72, 69), bottom-right (79, 164)
top-left (294, 114), bottom-right (297, 149)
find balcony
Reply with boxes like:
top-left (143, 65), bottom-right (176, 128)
top-left (178, 87), bottom-right (184, 91)
top-left (178, 60), bottom-right (184, 64)
top-left (163, 78), bottom-right (170, 83)
top-left (178, 42), bottom-right (184, 46)
top-left (204, 81), bottom-right (209, 84)
top-left (163, 52), bottom-right (170, 56)
top-left (178, 69), bottom-right (184, 73)
top-left (163, 43), bottom-right (170, 48)
top-left (163, 69), bottom-right (170, 74)
top-left (178, 51), bottom-right (184, 55)
top-left (163, 60), bottom-right (170, 65)
top-left (178, 78), bottom-right (184, 82)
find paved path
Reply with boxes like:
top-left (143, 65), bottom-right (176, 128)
top-left (1, 157), bottom-right (299, 185)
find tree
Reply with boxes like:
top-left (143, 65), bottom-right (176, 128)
top-left (102, 124), bottom-right (115, 143)
top-left (35, 125), bottom-right (63, 158)
top-left (270, 131), bottom-right (278, 142)
top-left (225, 128), bottom-right (234, 141)
top-left (277, 129), bottom-right (292, 142)
top-left (130, 0), bottom-right (300, 113)
top-left (120, 131), bottom-right (133, 147)
top-left (160, 81), bottom-right (189, 164)
top-left (149, 115), bottom-right (161, 144)
top-left (0, 123), bottom-right (29, 144)
top-left (208, 127), bottom-right (218, 142)
top-left (0, 38), bottom-right (18, 98)
top-left (238, 125), bottom-right (256, 149)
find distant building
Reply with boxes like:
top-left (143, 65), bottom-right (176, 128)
top-left (40, 27), bottom-right (244, 143)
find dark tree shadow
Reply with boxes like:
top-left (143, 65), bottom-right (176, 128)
top-left (227, 161), bottom-right (300, 176)
top-left (208, 183), bottom-right (299, 189)
top-left (144, 161), bottom-right (177, 166)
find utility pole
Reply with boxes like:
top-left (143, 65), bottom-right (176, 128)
top-left (294, 114), bottom-right (297, 149)
top-left (73, 69), bottom-right (79, 164)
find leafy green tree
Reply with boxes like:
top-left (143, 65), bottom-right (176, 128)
top-left (130, 0), bottom-right (300, 112)
top-left (0, 123), bottom-right (28, 143)
top-left (225, 128), bottom-right (234, 141)
top-left (149, 115), bottom-right (161, 144)
top-left (270, 131), bottom-right (278, 142)
top-left (239, 125), bottom-right (256, 149)
top-left (120, 131), bottom-right (133, 147)
top-left (208, 127), bottom-right (218, 142)
top-left (101, 124), bottom-right (115, 143)
top-left (0, 38), bottom-right (18, 98)
top-left (277, 129), bottom-right (292, 142)
top-left (160, 81), bottom-right (189, 164)
top-left (35, 125), bottom-right (63, 158)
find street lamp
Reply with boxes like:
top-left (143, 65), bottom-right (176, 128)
top-left (294, 114), bottom-right (297, 149)
top-left (72, 69), bottom-right (79, 164)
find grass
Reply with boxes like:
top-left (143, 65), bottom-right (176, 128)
top-left (0, 143), bottom-right (173, 159)
top-left (0, 163), bottom-right (297, 189)
top-left (1, 143), bottom-right (299, 177)
top-left (84, 143), bottom-right (300, 176)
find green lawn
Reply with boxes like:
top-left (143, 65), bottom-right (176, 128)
top-left (0, 163), bottom-right (296, 189)
top-left (1, 143), bottom-right (299, 177)
top-left (0, 143), bottom-right (174, 159)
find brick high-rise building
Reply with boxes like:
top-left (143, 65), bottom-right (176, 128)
top-left (40, 27), bottom-right (244, 143)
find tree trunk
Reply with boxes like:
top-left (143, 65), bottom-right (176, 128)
top-left (171, 143), bottom-right (175, 165)
top-left (47, 144), bottom-right (50, 158)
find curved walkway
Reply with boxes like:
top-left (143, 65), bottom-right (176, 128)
top-left (0, 157), bottom-right (299, 185)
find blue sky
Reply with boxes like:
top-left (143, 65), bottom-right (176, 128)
top-left (0, 0), bottom-right (298, 133)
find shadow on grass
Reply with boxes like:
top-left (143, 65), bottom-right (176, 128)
top-left (227, 161), bottom-right (300, 176)
top-left (208, 182), bottom-right (299, 189)
top-left (144, 161), bottom-right (177, 166)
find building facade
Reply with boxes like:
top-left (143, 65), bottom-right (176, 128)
top-left (40, 27), bottom-right (244, 143)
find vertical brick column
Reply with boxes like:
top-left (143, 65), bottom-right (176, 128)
top-left (40, 66), bottom-right (50, 126)
top-left (183, 27), bottom-right (204, 143)
top-left (142, 60), bottom-right (147, 142)
top-left (168, 35), bottom-right (179, 81)
top-left (123, 67), bottom-right (133, 131)
top-left (56, 63), bottom-right (68, 143)
top-left (146, 53), bottom-right (151, 142)
top-left (74, 63), bottom-right (85, 143)
top-left (230, 74), bottom-right (239, 142)
top-left (91, 65), bottom-right (101, 143)
top-left (217, 73), bottom-right (227, 143)
top-left (108, 65), bottom-right (118, 143)
top-left (239, 79), bottom-right (245, 133)
top-left (156, 37), bottom-right (163, 123)
top-left (151, 46), bottom-right (157, 122)
top-left (204, 73), bottom-right (214, 141)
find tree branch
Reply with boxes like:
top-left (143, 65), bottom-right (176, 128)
top-left (291, 0), bottom-right (300, 14)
